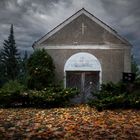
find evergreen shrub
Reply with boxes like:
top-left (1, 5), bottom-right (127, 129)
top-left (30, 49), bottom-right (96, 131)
top-left (0, 80), bottom-right (26, 107)
top-left (0, 83), bottom-right (79, 108)
top-left (88, 82), bottom-right (140, 110)
top-left (27, 49), bottom-right (55, 90)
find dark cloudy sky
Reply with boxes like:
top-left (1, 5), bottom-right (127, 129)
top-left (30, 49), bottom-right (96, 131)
top-left (0, 0), bottom-right (139, 64)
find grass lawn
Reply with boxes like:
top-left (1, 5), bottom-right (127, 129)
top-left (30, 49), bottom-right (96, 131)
top-left (0, 105), bottom-right (140, 140)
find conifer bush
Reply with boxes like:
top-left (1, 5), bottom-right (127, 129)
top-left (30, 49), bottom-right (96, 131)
top-left (0, 80), bottom-right (26, 107)
top-left (88, 82), bottom-right (140, 110)
top-left (27, 87), bottom-right (79, 107)
top-left (27, 49), bottom-right (55, 90)
top-left (0, 83), bottom-right (79, 108)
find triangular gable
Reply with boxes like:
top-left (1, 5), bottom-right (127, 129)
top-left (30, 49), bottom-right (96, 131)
top-left (33, 8), bottom-right (131, 47)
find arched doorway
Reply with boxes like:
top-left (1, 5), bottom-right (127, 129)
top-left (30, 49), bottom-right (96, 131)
top-left (64, 52), bottom-right (102, 103)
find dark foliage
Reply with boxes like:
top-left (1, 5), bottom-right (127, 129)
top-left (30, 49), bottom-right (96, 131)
top-left (131, 55), bottom-right (140, 79)
top-left (0, 80), bottom-right (26, 107)
top-left (0, 54), bottom-right (6, 87)
top-left (88, 82), bottom-right (140, 111)
top-left (18, 51), bottom-right (29, 86)
top-left (0, 24), bottom-right (20, 82)
top-left (0, 81), bottom-right (79, 108)
top-left (27, 49), bottom-right (55, 90)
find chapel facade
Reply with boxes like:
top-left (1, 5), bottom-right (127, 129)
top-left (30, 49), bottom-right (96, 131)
top-left (33, 8), bottom-right (131, 102)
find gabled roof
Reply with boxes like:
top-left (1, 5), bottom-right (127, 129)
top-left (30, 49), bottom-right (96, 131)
top-left (33, 8), bottom-right (131, 48)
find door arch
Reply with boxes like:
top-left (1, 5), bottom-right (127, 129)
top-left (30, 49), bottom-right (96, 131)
top-left (64, 52), bottom-right (102, 103)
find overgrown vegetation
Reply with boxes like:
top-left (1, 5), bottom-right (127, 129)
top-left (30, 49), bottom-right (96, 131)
top-left (131, 55), bottom-right (140, 79)
top-left (0, 82), bottom-right (79, 108)
top-left (27, 49), bottom-right (55, 90)
top-left (88, 56), bottom-right (140, 110)
top-left (0, 24), bottom-right (20, 82)
top-left (0, 24), bottom-right (140, 110)
top-left (18, 51), bottom-right (28, 86)
top-left (88, 81), bottom-right (140, 110)
top-left (0, 24), bottom-right (79, 108)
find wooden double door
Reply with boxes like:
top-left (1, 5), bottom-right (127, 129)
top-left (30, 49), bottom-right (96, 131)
top-left (66, 71), bottom-right (100, 103)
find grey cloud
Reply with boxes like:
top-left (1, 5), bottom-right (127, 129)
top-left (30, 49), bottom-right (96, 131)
top-left (100, 0), bottom-right (140, 62)
top-left (0, 0), bottom-right (139, 63)
top-left (100, 0), bottom-right (140, 33)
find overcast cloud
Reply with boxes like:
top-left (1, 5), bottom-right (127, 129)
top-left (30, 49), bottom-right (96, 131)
top-left (0, 0), bottom-right (139, 64)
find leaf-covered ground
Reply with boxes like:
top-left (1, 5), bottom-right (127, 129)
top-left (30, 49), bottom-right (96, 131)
top-left (0, 105), bottom-right (140, 140)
